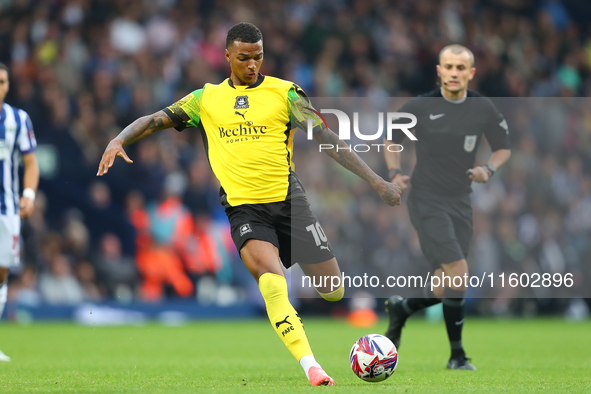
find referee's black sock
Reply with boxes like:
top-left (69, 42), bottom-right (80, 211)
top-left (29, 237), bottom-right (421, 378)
top-left (400, 285), bottom-right (441, 316)
top-left (442, 287), bottom-right (466, 359)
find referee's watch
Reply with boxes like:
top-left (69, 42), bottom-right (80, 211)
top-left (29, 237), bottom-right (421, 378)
top-left (388, 168), bottom-right (402, 181)
top-left (484, 163), bottom-right (496, 177)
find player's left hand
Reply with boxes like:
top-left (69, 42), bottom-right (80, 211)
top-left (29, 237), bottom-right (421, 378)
top-left (376, 180), bottom-right (402, 206)
top-left (468, 166), bottom-right (489, 183)
top-left (19, 196), bottom-right (34, 218)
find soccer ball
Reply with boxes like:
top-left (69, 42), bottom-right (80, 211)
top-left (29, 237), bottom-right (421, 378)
top-left (350, 334), bottom-right (398, 382)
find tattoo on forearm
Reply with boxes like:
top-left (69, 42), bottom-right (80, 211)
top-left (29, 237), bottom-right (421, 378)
top-left (315, 128), bottom-right (380, 185)
top-left (117, 112), bottom-right (170, 145)
top-left (117, 117), bottom-right (150, 145)
top-left (147, 116), bottom-right (165, 130)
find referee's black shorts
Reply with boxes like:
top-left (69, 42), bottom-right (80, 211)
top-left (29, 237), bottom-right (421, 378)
top-left (407, 188), bottom-right (473, 271)
top-left (225, 196), bottom-right (335, 268)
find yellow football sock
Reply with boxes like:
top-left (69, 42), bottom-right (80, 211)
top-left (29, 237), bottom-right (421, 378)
top-left (259, 273), bottom-right (312, 362)
top-left (316, 284), bottom-right (345, 301)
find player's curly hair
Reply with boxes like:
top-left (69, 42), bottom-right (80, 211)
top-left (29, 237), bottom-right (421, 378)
top-left (226, 22), bottom-right (263, 48)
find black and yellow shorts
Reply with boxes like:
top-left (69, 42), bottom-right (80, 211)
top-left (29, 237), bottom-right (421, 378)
top-left (225, 196), bottom-right (335, 268)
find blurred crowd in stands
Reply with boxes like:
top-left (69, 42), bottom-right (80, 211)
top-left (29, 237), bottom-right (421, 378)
top-left (1, 0), bottom-right (590, 316)
top-left (293, 96), bottom-right (591, 317)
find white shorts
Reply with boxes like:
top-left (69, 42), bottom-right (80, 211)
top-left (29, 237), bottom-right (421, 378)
top-left (0, 214), bottom-right (20, 268)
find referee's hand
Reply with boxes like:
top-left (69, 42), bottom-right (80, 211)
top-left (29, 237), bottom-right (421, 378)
top-left (390, 174), bottom-right (410, 192)
top-left (468, 166), bottom-right (489, 183)
top-left (375, 180), bottom-right (402, 206)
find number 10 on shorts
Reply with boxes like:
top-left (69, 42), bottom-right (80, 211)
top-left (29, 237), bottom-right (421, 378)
top-left (306, 222), bottom-right (328, 246)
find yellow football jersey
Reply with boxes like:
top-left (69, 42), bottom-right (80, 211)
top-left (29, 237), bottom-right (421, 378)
top-left (164, 75), bottom-right (315, 207)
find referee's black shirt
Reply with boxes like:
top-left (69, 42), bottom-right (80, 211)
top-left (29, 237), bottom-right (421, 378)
top-left (390, 89), bottom-right (510, 197)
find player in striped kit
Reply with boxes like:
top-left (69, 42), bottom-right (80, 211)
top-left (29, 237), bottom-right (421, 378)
top-left (0, 62), bottom-right (39, 362)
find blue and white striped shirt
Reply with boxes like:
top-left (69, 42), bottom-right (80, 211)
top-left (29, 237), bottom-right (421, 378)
top-left (0, 102), bottom-right (37, 216)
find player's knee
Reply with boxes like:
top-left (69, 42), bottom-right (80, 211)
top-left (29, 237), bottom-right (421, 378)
top-left (316, 284), bottom-right (344, 302)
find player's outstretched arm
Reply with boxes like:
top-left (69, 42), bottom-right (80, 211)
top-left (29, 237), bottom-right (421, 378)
top-left (313, 127), bottom-right (401, 206)
top-left (97, 110), bottom-right (177, 176)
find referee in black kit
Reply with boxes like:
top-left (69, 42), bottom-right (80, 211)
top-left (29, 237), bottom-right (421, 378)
top-left (383, 44), bottom-right (511, 370)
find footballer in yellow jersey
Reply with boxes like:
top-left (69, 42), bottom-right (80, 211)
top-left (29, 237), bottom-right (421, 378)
top-left (98, 22), bottom-right (401, 386)
top-left (162, 74), bottom-right (308, 207)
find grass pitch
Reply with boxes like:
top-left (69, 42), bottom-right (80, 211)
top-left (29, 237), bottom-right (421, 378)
top-left (0, 317), bottom-right (589, 393)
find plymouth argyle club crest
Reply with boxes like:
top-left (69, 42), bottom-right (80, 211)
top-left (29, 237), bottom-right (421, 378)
top-left (234, 96), bottom-right (249, 109)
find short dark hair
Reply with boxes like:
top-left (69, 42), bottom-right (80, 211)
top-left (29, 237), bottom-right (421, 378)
top-left (0, 62), bottom-right (8, 74)
top-left (439, 44), bottom-right (474, 67)
top-left (226, 22), bottom-right (262, 49)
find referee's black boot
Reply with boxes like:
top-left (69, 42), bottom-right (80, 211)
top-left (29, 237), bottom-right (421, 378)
top-left (447, 355), bottom-right (477, 371)
top-left (384, 295), bottom-right (408, 349)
